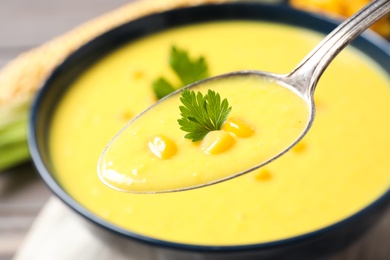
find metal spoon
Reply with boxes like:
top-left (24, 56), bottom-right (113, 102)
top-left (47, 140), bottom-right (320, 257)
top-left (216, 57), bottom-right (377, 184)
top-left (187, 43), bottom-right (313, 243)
top-left (98, 0), bottom-right (390, 193)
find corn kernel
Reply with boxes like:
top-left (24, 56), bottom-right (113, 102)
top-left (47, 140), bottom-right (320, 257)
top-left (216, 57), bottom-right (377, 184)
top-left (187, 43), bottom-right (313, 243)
top-left (222, 118), bottom-right (255, 138)
top-left (119, 110), bottom-right (132, 122)
top-left (255, 169), bottom-right (272, 181)
top-left (148, 135), bottom-right (177, 159)
top-left (290, 0), bottom-right (390, 38)
top-left (201, 130), bottom-right (235, 155)
top-left (292, 141), bottom-right (306, 153)
top-left (131, 69), bottom-right (144, 80)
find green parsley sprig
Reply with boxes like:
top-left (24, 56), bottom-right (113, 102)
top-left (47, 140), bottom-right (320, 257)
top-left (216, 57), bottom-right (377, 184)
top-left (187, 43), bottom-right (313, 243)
top-left (152, 46), bottom-right (209, 99)
top-left (178, 89), bottom-right (232, 142)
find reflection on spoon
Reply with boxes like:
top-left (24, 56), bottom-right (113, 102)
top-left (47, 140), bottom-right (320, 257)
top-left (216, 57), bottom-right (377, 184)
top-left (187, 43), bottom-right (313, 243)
top-left (98, 0), bottom-right (390, 193)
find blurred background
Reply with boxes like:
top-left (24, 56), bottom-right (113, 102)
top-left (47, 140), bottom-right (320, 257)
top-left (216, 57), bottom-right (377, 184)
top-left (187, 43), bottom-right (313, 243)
top-left (0, 0), bottom-right (390, 259)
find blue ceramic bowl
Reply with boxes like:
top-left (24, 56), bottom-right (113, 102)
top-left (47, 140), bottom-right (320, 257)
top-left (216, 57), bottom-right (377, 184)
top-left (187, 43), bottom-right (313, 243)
top-left (29, 2), bottom-right (390, 259)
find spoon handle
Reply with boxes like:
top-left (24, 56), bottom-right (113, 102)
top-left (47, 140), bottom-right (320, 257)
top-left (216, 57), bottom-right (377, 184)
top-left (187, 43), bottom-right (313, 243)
top-left (288, 0), bottom-right (390, 98)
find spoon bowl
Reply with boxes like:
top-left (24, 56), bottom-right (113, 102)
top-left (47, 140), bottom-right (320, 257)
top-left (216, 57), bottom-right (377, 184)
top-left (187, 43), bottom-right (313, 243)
top-left (98, 71), bottom-right (312, 193)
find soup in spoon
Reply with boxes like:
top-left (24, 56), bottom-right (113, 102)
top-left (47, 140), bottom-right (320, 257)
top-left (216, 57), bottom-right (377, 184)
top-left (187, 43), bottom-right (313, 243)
top-left (98, 74), bottom-right (310, 193)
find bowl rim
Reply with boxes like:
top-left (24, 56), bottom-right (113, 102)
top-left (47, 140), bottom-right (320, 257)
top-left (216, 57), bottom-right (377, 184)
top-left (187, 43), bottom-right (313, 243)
top-left (28, 1), bottom-right (390, 253)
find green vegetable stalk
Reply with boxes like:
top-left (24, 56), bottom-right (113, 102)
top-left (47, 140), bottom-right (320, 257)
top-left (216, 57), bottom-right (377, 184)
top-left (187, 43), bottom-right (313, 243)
top-left (0, 96), bottom-right (31, 170)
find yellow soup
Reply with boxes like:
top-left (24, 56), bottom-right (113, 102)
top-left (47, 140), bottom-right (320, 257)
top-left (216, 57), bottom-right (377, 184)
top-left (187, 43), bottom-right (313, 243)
top-left (50, 21), bottom-right (390, 245)
top-left (99, 76), bottom-right (310, 193)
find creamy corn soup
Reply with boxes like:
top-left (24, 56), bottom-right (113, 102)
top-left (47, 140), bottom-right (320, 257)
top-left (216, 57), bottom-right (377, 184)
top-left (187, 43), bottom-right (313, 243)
top-left (99, 76), bottom-right (310, 193)
top-left (50, 21), bottom-right (390, 245)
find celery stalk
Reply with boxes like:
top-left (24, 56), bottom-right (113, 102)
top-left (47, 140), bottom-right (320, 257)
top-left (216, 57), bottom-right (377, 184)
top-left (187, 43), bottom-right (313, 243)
top-left (0, 119), bottom-right (27, 147)
top-left (0, 140), bottom-right (30, 170)
top-left (0, 96), bottom-right (31, 171)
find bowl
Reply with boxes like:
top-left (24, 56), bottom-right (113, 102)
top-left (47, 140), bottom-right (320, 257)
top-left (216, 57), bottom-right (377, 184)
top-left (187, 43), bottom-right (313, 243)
top-left (28, 2), bottom-right (390, 259)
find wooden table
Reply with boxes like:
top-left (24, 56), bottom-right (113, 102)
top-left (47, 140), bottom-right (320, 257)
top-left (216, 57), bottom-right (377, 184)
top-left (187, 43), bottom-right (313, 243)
top-left (1, 1), bottom-right (390, 259)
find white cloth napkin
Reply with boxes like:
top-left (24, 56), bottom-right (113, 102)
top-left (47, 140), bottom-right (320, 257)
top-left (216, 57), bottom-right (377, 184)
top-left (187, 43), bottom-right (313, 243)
top-left (13, 197), bottom-right (134, 260)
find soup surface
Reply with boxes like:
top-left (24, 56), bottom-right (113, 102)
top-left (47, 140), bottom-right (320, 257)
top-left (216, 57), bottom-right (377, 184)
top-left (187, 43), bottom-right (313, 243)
top-left (50, 21), bottom-right (390, 245)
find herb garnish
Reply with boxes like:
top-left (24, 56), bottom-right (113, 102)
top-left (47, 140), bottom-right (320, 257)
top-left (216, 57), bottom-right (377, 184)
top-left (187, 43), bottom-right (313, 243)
top-left (178, 89), bottom-right (232, 142)
top-left (152, 46), bottom-right (209, 99)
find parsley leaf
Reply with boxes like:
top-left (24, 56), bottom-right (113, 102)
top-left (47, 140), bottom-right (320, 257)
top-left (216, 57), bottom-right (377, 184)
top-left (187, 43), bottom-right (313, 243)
top-left (178, 89), bottom-right (232, 142)
top-left (152, 77), bottom-right (176, 100)
top-left (169, 46), bottom-right (209, 86)
top-left (152, 46), bottom-right (209, 99)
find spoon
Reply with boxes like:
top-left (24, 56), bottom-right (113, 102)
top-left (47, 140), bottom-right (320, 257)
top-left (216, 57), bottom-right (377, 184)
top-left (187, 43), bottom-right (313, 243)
top-left (98, 0), bottom-right (390, 194)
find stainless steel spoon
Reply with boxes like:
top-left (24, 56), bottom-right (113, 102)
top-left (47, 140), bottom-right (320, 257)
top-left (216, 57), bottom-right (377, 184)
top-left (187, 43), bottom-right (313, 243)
top-left (98, 0), bottom-right (390, 193)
